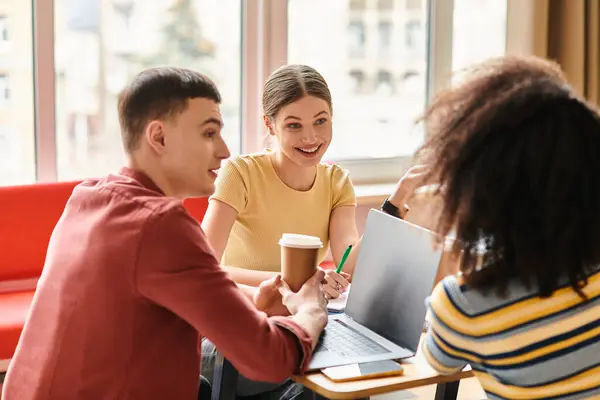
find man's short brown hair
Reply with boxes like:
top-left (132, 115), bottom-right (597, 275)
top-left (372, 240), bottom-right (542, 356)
top-left (117, 67), bottom-right (221, 152)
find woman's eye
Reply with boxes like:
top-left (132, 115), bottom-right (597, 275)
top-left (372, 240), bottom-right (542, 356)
top-left (287, 123), bottom-right (301, 129)
top-left (205, 131), bottom-right (216, 138)
top-left (315, 118), bottom-right (328, 125)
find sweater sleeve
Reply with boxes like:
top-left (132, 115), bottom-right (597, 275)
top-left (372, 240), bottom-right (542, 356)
top-left (421, 277), bottom-right (470, 375)
top-left (135, 206), bottom-right (314, 382)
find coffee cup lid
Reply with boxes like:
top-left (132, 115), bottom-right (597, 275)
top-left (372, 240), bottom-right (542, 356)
top-left (278, 233), bottom-right (323, 249)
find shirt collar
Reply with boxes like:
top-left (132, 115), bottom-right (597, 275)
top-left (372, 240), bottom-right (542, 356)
top-left (119, 166), bottom-right (165, 195)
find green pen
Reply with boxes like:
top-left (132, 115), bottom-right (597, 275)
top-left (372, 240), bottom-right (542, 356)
top-left (336, 245), bottom-right (353, 274)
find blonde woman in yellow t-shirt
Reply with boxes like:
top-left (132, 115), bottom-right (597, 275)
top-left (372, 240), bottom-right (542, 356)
top-left (202, 64), bottom-right (425, 303)
top-left (202, 64), bottom-right (357, 300)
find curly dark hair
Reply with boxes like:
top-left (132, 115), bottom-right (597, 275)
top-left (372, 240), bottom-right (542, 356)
top-left (416, 55), bottom-right (600, 298)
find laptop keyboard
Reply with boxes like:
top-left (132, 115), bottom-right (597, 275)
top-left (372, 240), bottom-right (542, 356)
top-left (315, 319), bottom-right (390, 357)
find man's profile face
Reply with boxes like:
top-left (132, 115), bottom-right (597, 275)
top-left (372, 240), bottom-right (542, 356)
top-left (161, 98), bottom-right (230, 198)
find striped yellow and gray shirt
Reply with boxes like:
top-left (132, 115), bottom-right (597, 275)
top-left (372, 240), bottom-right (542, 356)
top-left (422, 270), bottom-right (600, 400)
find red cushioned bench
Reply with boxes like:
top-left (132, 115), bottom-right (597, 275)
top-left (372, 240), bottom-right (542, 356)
top-left (0, 179), bottom-right (333, 373)
top-left (0, 181), bottom-right (80, 364)
top-left (0, 181), bottom-right (208, 367)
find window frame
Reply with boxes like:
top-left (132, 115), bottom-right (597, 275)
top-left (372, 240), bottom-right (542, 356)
top-left (33, 0), bottom-right (57, 182)
top-left (30, 0), bottom-right (510, 185)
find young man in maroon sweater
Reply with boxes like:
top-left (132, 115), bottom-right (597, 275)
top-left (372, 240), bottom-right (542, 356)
top-left (2, 67), bottom-right (328, 400)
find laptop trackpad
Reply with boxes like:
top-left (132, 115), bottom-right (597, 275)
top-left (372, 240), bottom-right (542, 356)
top-left (309, 348), bottom-right (345, 370)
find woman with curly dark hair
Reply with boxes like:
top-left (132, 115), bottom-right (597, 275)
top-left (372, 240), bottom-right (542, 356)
top-left (420, 56), bottom-right (600, 399)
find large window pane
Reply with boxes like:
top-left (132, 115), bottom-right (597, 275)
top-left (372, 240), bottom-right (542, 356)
top-left (452, 0), bottom-right (507, 81)
top-left (0, 0), bottom-right (35, 186)
top-left (54, 0), bottom-right (241, 181)
top-left (288, 0), bottom-right (428, 161)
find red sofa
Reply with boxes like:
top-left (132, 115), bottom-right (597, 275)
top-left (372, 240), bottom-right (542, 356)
top-left (0, 181), bottom-right (208, 362)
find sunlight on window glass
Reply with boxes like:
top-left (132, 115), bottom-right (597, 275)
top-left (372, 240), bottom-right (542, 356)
top-left (54, 0), bottom-right (241, 181)
top-left (288, 0), bottom-right (428, 161)
top-left (0, 0), bottom-right (35, 186)
top-left (452, 0), bottom-right (507, 83)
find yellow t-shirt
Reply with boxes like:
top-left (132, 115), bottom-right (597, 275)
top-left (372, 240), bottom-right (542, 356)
top-left (211, 150), bottom-right (356, 272)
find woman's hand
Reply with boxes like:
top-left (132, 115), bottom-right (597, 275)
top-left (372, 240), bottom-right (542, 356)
top-left (321, 269), bottom-right (351, 299)
top-left (388, 165), bottom-right (431, 209)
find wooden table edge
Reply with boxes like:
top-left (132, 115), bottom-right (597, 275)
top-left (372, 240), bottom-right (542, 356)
top-left (292, 369), bottom-right (473, 400)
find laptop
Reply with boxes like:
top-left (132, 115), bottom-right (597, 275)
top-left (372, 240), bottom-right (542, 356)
top-left (307, 209), bottom-right (443, 371)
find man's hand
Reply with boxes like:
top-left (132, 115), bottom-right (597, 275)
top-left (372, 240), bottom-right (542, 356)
top-left (278, 269), bottom-right (329, 348)
top-left (253, 275), bottom-right (290, 317)
top-left (278, 269), bottom-right (328, 316)
top-left (322, 269), bottom-right (351, 299)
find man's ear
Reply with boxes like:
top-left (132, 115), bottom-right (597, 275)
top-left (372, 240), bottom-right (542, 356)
top-left (263, 115), bottom-right (274, 135)
top-left (145, 120), bottom-right (166, 154)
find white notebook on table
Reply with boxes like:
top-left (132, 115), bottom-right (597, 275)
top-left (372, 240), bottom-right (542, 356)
top-left (327, 284), bottom-right (351, 313)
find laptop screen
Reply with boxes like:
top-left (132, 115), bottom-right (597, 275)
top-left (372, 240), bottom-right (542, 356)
top-left (345, 209), bottom-right (443, 353)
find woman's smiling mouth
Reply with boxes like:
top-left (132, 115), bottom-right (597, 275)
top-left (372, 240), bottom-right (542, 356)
top-left (295, 144), bottom-right (322, 157)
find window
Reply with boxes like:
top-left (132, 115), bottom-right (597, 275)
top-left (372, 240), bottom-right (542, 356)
top-left (0, 15), bottom-right (8, 41)
top-left (404, 19), bottom-right (422, 50)
top-left (376, 70), bottom-right (394, 94)
top-left (350, 0), bottom-right (367, 10)
top-left (0, 74), bottom-right (9, 104)
top-left (452, 0), bottom-right (507, 82)
top-left (1, 0), bottom-right (509, 187)
top-left (378, 20), bottom-right (393, 57)
top-left (377, 0), bottom-right (394, 11)
top-left (288, 0), bottom-right (428, 163)
top-left (0, 1), bottom-right (35, 186)
top-left (347, 20), bottom-right (366, 58)
top-left (0, 126), bottom-right (13, 164)
top-left (406, 0), bottom-right (423, 10)
top-left (54, 0), bottom-right (242, 180)
top-left (349, 69), bottom-right (366, 93)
